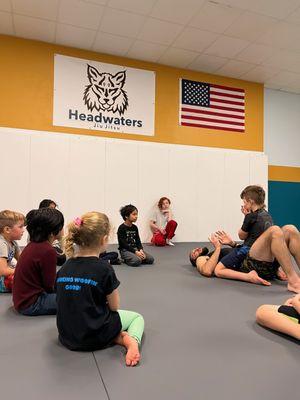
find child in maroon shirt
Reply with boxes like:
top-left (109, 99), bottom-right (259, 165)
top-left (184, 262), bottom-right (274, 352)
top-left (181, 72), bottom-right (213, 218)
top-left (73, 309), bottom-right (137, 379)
top-left (13, 208), bottom-right (64, 316)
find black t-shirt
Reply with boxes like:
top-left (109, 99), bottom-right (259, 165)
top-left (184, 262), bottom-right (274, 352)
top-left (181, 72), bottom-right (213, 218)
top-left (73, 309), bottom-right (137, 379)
top-left (117, 223), bottom-right (143, 252)
top-left (241, 209), bottom-right (273, 247)
top-left (56, 257), bottom-right (121, 351)
top-left (207, 247), bottom-right (233, 260)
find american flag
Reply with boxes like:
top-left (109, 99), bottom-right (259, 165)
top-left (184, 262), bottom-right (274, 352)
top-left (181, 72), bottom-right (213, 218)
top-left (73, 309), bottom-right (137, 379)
top-left (179, 79), bottom-right (245, 133)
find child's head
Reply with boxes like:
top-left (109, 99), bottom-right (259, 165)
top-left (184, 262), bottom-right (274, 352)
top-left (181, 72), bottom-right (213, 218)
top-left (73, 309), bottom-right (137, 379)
top-left (64, 212), bottom-right (110, 258)
top-left (158, 197), bottom-right (171, 210)
top-left (120, 204), bottom-right (138, 222)
top-left (39, 199), bottom-right (57, 209)
top-left (240, 185), bottom-right (265, 210)
top-left (26, 208), bottom-right (64, 243)
top-left (0, 210), bottom-right (25, 241)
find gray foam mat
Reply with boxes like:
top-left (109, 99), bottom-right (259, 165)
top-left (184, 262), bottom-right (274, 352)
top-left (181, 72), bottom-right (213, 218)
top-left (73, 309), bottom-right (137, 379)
top-left (1, 243), bottom-right (299, 400)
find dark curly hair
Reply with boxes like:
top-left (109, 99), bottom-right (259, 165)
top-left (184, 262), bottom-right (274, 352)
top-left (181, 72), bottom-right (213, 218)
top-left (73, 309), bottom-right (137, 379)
top-left (120, 204), bottom-right (138, 221)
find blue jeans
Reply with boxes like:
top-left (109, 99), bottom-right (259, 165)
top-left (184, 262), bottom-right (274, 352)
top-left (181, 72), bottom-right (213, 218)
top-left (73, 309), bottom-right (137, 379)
top-left (20, 292), bottom-right (57, 316)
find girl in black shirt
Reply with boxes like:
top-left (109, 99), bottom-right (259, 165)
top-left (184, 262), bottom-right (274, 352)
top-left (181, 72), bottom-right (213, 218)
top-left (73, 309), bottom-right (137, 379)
top-left (56, 212), bottom-right (144, 366)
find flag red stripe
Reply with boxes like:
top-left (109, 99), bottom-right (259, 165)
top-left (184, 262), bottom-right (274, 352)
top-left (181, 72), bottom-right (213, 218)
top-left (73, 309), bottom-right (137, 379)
top-left (210, 97), bottom-right (244, 106)
top-left (211, 84), bottom-right (244, 93)
top-left (209, 104), bottom-right (245, 112)
top-left (181, 107), bottom-right (245, 120)
top-left (210, 90), bottom-right (244, 100)
top-left (181, 122), bottom-right (244, 132)
top-left (182, 115), bottom-right (244, 126)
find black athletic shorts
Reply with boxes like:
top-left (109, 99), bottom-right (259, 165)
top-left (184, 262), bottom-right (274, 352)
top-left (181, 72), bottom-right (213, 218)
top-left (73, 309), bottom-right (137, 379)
top-left (278, 305), bottom-right (300, 324)
top-left (240, 255), bottom-right (280, 280)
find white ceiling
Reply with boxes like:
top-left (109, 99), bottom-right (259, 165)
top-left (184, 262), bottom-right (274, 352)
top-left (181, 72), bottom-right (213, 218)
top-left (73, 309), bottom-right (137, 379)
top-left (1, 0), bottom-right (300, 93)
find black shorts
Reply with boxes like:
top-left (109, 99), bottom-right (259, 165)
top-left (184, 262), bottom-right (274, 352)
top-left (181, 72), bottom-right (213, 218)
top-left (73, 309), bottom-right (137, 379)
top-left (219, 246), bottom-right (250, 270)
top-left (278, 305), bottom-right (300, 324)
top-left (240, 255), bottom-right (279, 280)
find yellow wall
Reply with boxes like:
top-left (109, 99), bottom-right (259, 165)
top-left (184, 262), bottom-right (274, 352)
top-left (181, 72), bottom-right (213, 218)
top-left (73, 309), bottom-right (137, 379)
top-left (268, 165), bottom-right (300, 183)
top-left (0, 35), bottom-right (264, 151)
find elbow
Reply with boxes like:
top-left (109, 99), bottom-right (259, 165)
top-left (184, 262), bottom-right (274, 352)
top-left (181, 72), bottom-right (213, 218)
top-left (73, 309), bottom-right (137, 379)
top-left (255, 305), bottom-right (267, 325)
top-left (238, 230), bottom-right (247, 240)
top-left (198, 267), bottom-right (213, 278)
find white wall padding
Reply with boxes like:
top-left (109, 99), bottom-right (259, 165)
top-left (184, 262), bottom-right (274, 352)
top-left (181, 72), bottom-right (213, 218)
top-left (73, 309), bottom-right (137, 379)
top-left (0, 127), bottom-right (268, 244)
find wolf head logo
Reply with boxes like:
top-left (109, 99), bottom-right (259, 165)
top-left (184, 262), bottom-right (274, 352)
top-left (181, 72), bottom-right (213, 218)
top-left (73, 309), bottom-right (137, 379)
top-left (83, 65), bottom-right (128, 115)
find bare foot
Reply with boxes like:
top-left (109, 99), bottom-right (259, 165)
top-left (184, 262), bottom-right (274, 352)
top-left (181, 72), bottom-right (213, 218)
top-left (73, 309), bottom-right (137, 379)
top-left (287, 282), bottom-right (300, 294)
top-left (122, 333), bottom-right (140, 367)
top-left (247, 270), bottom-right (271, 286)
top-left (276, 267), bottom-right (288, 281)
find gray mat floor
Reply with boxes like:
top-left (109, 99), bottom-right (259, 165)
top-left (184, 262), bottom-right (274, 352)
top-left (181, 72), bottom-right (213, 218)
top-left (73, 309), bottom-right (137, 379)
top-left (0, 243), bottom-right (299, 400)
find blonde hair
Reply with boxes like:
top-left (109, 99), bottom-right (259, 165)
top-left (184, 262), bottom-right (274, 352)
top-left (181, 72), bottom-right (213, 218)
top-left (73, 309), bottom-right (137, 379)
top-left (64, 212), bottom-right (110, 258)
top-left (0, 210), bottom-right (25, 233)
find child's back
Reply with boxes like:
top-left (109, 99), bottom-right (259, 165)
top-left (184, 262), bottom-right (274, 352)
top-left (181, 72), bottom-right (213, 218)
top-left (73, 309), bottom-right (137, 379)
top-left (56, 256), bottom-right (121, 351)
top-left (13, 241), bottom-right (56, 311)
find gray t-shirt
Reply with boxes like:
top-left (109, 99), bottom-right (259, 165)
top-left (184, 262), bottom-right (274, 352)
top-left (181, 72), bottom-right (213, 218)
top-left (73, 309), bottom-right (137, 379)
top-left (0, 234), bottom-right (19, 267)
top-left (0, 234), bottom-right (19, 292)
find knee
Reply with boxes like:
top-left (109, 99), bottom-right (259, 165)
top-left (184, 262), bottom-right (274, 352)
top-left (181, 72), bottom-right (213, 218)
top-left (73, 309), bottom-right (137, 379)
top-left (282, 224), bottom-right (298, 236)
top-left (255, 305), bottom-right (266, 324)
top-left (255, 305), bottom-right (271, 324)
top-left (268, 225), bottom-right (284, 239)
top-left (128, 259), bottom-right (142, 267)
top-left (135, 312), bottom-right (144, 323)
top-left (169, 220), bottom-right (177, 228)
top-left (147, 256), bottom-right (154, 264)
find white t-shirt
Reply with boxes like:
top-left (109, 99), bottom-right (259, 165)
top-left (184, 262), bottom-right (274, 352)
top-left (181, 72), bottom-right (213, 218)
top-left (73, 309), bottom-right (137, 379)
top-left (151, 209), bottom-right (172, 230)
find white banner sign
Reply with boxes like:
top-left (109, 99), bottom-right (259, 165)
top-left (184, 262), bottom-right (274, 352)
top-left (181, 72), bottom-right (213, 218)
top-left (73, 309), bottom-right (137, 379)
top-left (53, 54), bottom-right (155, 136)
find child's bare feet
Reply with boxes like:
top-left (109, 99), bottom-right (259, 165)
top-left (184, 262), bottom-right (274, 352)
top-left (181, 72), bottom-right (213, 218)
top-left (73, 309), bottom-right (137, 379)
top-left (247, 270), bottom-right (271, 286)
top-left (122, 333), bottom-right (140, 367)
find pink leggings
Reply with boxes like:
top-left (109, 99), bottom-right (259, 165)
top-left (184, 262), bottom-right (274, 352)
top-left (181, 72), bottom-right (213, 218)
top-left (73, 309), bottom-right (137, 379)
top-left (151, 220), bottom-right (178, 246)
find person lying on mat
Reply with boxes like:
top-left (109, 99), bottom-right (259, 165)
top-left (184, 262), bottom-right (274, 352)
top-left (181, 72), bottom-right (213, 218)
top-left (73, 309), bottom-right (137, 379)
top-left (256, 294), bottom-right (300, 340)
top-left (190, 223), bottom-right (300, 292)
top-left (210, 185), bottom-right (300, 292)
top-left (190, 185), bottom-right (284, 285)
top-left (189, 232), bottom-right (286, 285)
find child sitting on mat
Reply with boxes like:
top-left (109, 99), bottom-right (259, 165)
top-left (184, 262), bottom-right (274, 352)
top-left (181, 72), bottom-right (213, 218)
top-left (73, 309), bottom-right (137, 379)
top-left (118, 204), bottom-right (154, 267)
top-left (56, 212), bottom-right (144, 366)
top-left (150, 197), bottom-right (177, 246)
top-left (13, 208), bottom-right (64, 315)
top-left (256, 294), bottom-right (300, 340)
top-left (0, 210), bottom-right (25, 292)
top-left (39, 199), bottom-right (66, 266)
